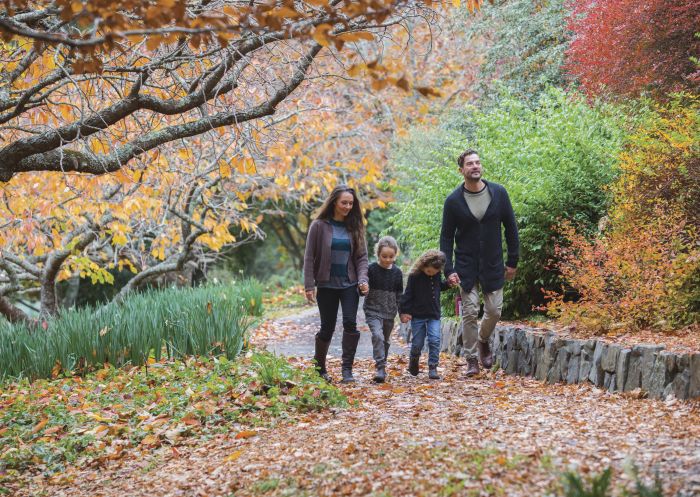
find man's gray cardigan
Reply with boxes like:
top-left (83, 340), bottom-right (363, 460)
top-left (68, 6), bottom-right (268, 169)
top-left (439, 180), bottom-right (519, 293)
top-left (303, 219), bottom-right (368, 291)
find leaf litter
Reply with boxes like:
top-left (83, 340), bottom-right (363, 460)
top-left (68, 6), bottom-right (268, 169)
top-left (5, 314), bottom-right (700, 497)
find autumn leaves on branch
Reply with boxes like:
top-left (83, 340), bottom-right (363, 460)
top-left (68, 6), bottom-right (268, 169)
top-left (0, 0), bottom-right (471, 181)
top-left (0, 1), bottom-right (484, 322)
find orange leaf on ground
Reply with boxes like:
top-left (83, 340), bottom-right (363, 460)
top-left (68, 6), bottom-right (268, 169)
top-left (234, 430), bottom-right (257, 439)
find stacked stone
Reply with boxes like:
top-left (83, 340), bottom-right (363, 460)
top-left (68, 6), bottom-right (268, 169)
top-left (438, 319), bottom-right (700, 400)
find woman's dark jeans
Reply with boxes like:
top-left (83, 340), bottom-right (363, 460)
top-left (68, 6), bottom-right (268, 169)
top-left (315, 286), bottom-right (359, 342)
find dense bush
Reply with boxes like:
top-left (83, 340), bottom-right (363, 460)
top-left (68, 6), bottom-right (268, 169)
top-left (468, 0), bottom-right (573, 102)
top-left (391, 88), bottom-right (626, 317)
top-left (548, 96), bottom-right (699, 331)
top-left (0, 280), bottom-right (263, 381)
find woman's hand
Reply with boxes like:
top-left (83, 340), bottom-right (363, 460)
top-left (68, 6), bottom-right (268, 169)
top-left (400, 313), bottom-right (412, 323)
top-left (358, 282), bottom-right (369, 295)
top-left (305, 289), bottom-right (316, 304)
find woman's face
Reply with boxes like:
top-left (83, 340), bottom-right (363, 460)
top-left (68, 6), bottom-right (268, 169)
top-left (333, 192), bottom-right (354, 219)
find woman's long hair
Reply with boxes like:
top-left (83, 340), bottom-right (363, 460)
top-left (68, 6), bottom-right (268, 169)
top-left (316, 185), bottom-right (366, 251)
top-left (409, 249), bottom-right (446, 276)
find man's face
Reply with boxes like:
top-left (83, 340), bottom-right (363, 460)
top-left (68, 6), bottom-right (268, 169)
top-left (459, 154), bottom-right (482, 181)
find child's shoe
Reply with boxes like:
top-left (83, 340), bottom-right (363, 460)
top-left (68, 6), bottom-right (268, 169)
top-left (408, 354), bottom-right (420, 376)
top-left (428, 365), bottom-right (440, 380)
top-left (373, 365), bottom-right (386, 383)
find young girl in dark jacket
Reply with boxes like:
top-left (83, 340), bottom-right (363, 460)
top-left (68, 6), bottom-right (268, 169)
top-left (400, 250), bottom-right (449, 380)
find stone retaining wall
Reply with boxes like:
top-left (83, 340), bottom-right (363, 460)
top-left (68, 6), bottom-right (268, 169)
top-left (434, 320), bottom-right (700, 400)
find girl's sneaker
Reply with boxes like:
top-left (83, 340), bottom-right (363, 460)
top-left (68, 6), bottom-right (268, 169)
top-left (428, 366), bottom-right (440, 380)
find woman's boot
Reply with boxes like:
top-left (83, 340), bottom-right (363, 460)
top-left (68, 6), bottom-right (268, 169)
top-left (314, 337), bottom-right (332, 382)
top-left (341, 332), bottom-right (360, 383)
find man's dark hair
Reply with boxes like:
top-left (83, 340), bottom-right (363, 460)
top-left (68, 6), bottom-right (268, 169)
top-left (457, 149), bottom-right (479, 168)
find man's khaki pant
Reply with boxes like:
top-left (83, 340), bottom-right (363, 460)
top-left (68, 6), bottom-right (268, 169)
top-left (460, 284), bottom-right (503, 359)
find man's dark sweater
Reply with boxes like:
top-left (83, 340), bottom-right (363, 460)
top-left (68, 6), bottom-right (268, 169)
top-left (440, 179), bottom-right (519, 293)
top-left (363, 263), bottom-right (403, 319)
top-left (399, 272), bottom-right (449, 320)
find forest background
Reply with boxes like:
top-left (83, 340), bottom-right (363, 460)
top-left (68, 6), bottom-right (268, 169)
top-left (0, 0), bottom-right (698, 349)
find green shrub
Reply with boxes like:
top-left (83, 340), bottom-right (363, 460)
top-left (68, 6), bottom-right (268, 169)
top-left (0, 281), bottom-right (263, 381)
top-left (558, 466), bottom-right (664, 497)
top-left (391, 88), bottom-right (626, 317)
top-left (562, 467), bottom-right (613, 497)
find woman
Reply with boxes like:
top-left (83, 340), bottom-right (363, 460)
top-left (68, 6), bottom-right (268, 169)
top-left (303, 185), bottom-right (369, 383)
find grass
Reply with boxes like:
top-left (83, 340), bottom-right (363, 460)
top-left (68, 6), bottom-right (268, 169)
top-left (0, 281), bottom-right (263, 381)
top-left (0, 350), bottom-right (347, 483)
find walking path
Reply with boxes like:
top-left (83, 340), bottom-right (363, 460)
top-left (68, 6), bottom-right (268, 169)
top-left (21, 309), bottom-right (700, 497)
top-left (259, 302), bottom-right (410, 359)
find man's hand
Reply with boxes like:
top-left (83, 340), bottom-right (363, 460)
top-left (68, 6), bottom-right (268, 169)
top-left (305, 289), bottom-right (316, 304)
top-left (358, 282), bottom-right (369, 295)
top-left (400, 313), bottom-right (412, 323)
top-left (447, 273), bottom-right (461, 287)
top-left (505, 266), bottom-right (517, 281)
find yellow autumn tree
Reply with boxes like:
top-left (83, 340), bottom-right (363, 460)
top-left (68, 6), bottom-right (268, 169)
top-left (549, 95), bottom-right (700, 331)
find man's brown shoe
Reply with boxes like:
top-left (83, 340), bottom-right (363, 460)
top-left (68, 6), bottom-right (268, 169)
top-left (465, 357), bottom-right (480, 377)
top-left (478, 340), bottom-right (493, 369)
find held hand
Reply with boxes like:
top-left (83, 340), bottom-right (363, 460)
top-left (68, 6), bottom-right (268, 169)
top-left (447, 273), bottom-right (461, 287)
top-left (358, 282), bottom-right (369, 295)
top-left (505, 266), bottom-right (517, 281)
top-left (400, 313), bottom-right (412, 323)
top-left (305, 289), bottom-right (316, 304)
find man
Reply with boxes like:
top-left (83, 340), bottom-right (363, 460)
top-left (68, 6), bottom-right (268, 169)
top-left (440, 149), bottom-right (519, 376)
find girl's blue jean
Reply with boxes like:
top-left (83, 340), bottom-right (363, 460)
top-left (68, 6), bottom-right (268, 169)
top-left (410, 318), bottom-right (441, 367)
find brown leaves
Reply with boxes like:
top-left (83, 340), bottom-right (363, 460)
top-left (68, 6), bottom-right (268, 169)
top-left (31, 418), bottom-right (49, 434)
top-left (1, 0), bottom-right (397, 59)
top-left (336, 31), bottom-right (374, 42)
top-left (8, 306), bottom-right (700, 497)
top-left (312, 24), bottom-right (333, 47)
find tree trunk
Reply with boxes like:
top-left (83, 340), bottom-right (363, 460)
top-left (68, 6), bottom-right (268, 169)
top-left (0, 295), bottom-right (30, 324)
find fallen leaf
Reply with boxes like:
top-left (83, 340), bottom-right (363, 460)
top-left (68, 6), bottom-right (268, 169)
top-left (32, 418), bottom-right (49, 434)
top-left (140, 434), bottom-right (160, 446)
top-left (225, 449), bottom-right (244, 462)
top-left (234, 430), bottom-right (257, 439)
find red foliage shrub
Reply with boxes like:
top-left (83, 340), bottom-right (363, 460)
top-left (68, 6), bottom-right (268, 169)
top-left (565, 0), bottom-right (700, 98)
